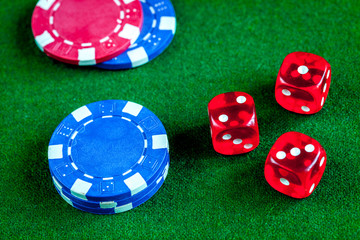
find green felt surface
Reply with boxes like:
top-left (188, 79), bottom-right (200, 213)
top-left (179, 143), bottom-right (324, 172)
top-left (1, 0), bottom-right (359, 239)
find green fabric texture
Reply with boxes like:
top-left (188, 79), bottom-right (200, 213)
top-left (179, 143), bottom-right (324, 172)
top-left (1, 0), bottom-right (359, 239)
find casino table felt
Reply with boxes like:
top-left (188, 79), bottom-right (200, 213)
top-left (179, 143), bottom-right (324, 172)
top-left (0, 0), bottom-right (359, 238)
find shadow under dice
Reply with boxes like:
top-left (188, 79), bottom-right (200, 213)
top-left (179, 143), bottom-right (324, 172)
top-left (275, 52), bottom-right (331, 114)
top-left (264, 132), bottom-right (327, 198)
top-left (208, 92), bottom-right (259, 155)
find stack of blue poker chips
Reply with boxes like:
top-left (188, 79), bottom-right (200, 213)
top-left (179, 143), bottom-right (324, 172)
top-left (96, 0), bottom-right (176, 70)
top-left (48, 100), bottom-right (170, 214)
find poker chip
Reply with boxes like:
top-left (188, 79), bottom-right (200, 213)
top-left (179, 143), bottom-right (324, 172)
top-left (50, 153), bottom-right (169, 209)
top-left (96, 0), bottom-right (176, 69)
top-left (53, 161), bottom-right (169, 214)
top-left (48, 100), bottom-right (169, 214)
top-left (56, 167), bottom-right (167, 214)
top-left (31, 0), bottom-right (143, 65)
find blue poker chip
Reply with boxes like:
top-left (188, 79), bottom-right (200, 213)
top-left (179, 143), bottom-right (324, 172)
top-left (51, 156), bottom-right (169, 209)
top-left (48, 100), bottom-right (169, 202)
top-left (96, 0), bottom-right (176, 69)
top-left (54, 162), bottom-right (169, 214)
top-left (51, 153), bottom-right (169, 209)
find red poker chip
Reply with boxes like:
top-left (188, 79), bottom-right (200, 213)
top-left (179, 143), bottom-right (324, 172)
top-left (31, 0), bottom-right (143, 66)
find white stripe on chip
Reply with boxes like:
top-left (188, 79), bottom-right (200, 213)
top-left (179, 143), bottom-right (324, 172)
top-left (36, 0), bottom-right (56, 10)
top-left (60, 192), bottom-right (73, 206)
top-left (163, 162), bottom-right (169, 179)
top-left (118, 24), bottom-right (140, 44)
top-left (35, 31), bottom-right (55, 51)
top-left (156, 176), bottom-right (162, 184)
top-left (71, 106), bottom-right (92, 122)
top-left (122, 101), bottom-right (143, 116)
top-left (128, 47), bottom-right (149, 68)
top-left (100, 201), bottom-right (117, 209)
top-left (152, 134), bottom-right (168, 149)
top-left (78, 48), bottom-right (96, 66)
top-left (52, 176), bottom-right (62, 191)
top-left (70, 179), bottom-right (92, 200)
top-left (124, 172), bottom-right (147, 196)
top-left (123, 0), bottom-right (136, 4)
top-left (48, 144), bottom-right (63, 159)
top-left (159, 17), bottom-right (176, 34)
top-left (115, 203), bottom-right (133, 213)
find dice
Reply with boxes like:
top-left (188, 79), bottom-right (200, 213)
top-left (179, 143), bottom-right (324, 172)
top-left (275, 52), bottom-right (331, 114)
top-left (208, 92), bottom-right (259, 155)
top-left (264, 132), bottom-right (327, 198)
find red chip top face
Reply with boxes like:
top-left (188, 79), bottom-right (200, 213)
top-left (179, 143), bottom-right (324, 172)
top-left (31, 0), bottom-right (143, 65)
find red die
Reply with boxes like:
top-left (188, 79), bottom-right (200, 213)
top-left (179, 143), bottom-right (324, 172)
top-left (275, 52), bottom-right (331, 114)
top-left (208, 92), bottom-right (259, 155)
top-left (264, 132), bottom-right (327, 198)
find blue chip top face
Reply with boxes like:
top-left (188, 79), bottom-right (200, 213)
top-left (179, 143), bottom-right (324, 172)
top-left (96, 0), bottom-right (176, 70)
top-left (48, 100), bottom-right (169, 200)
